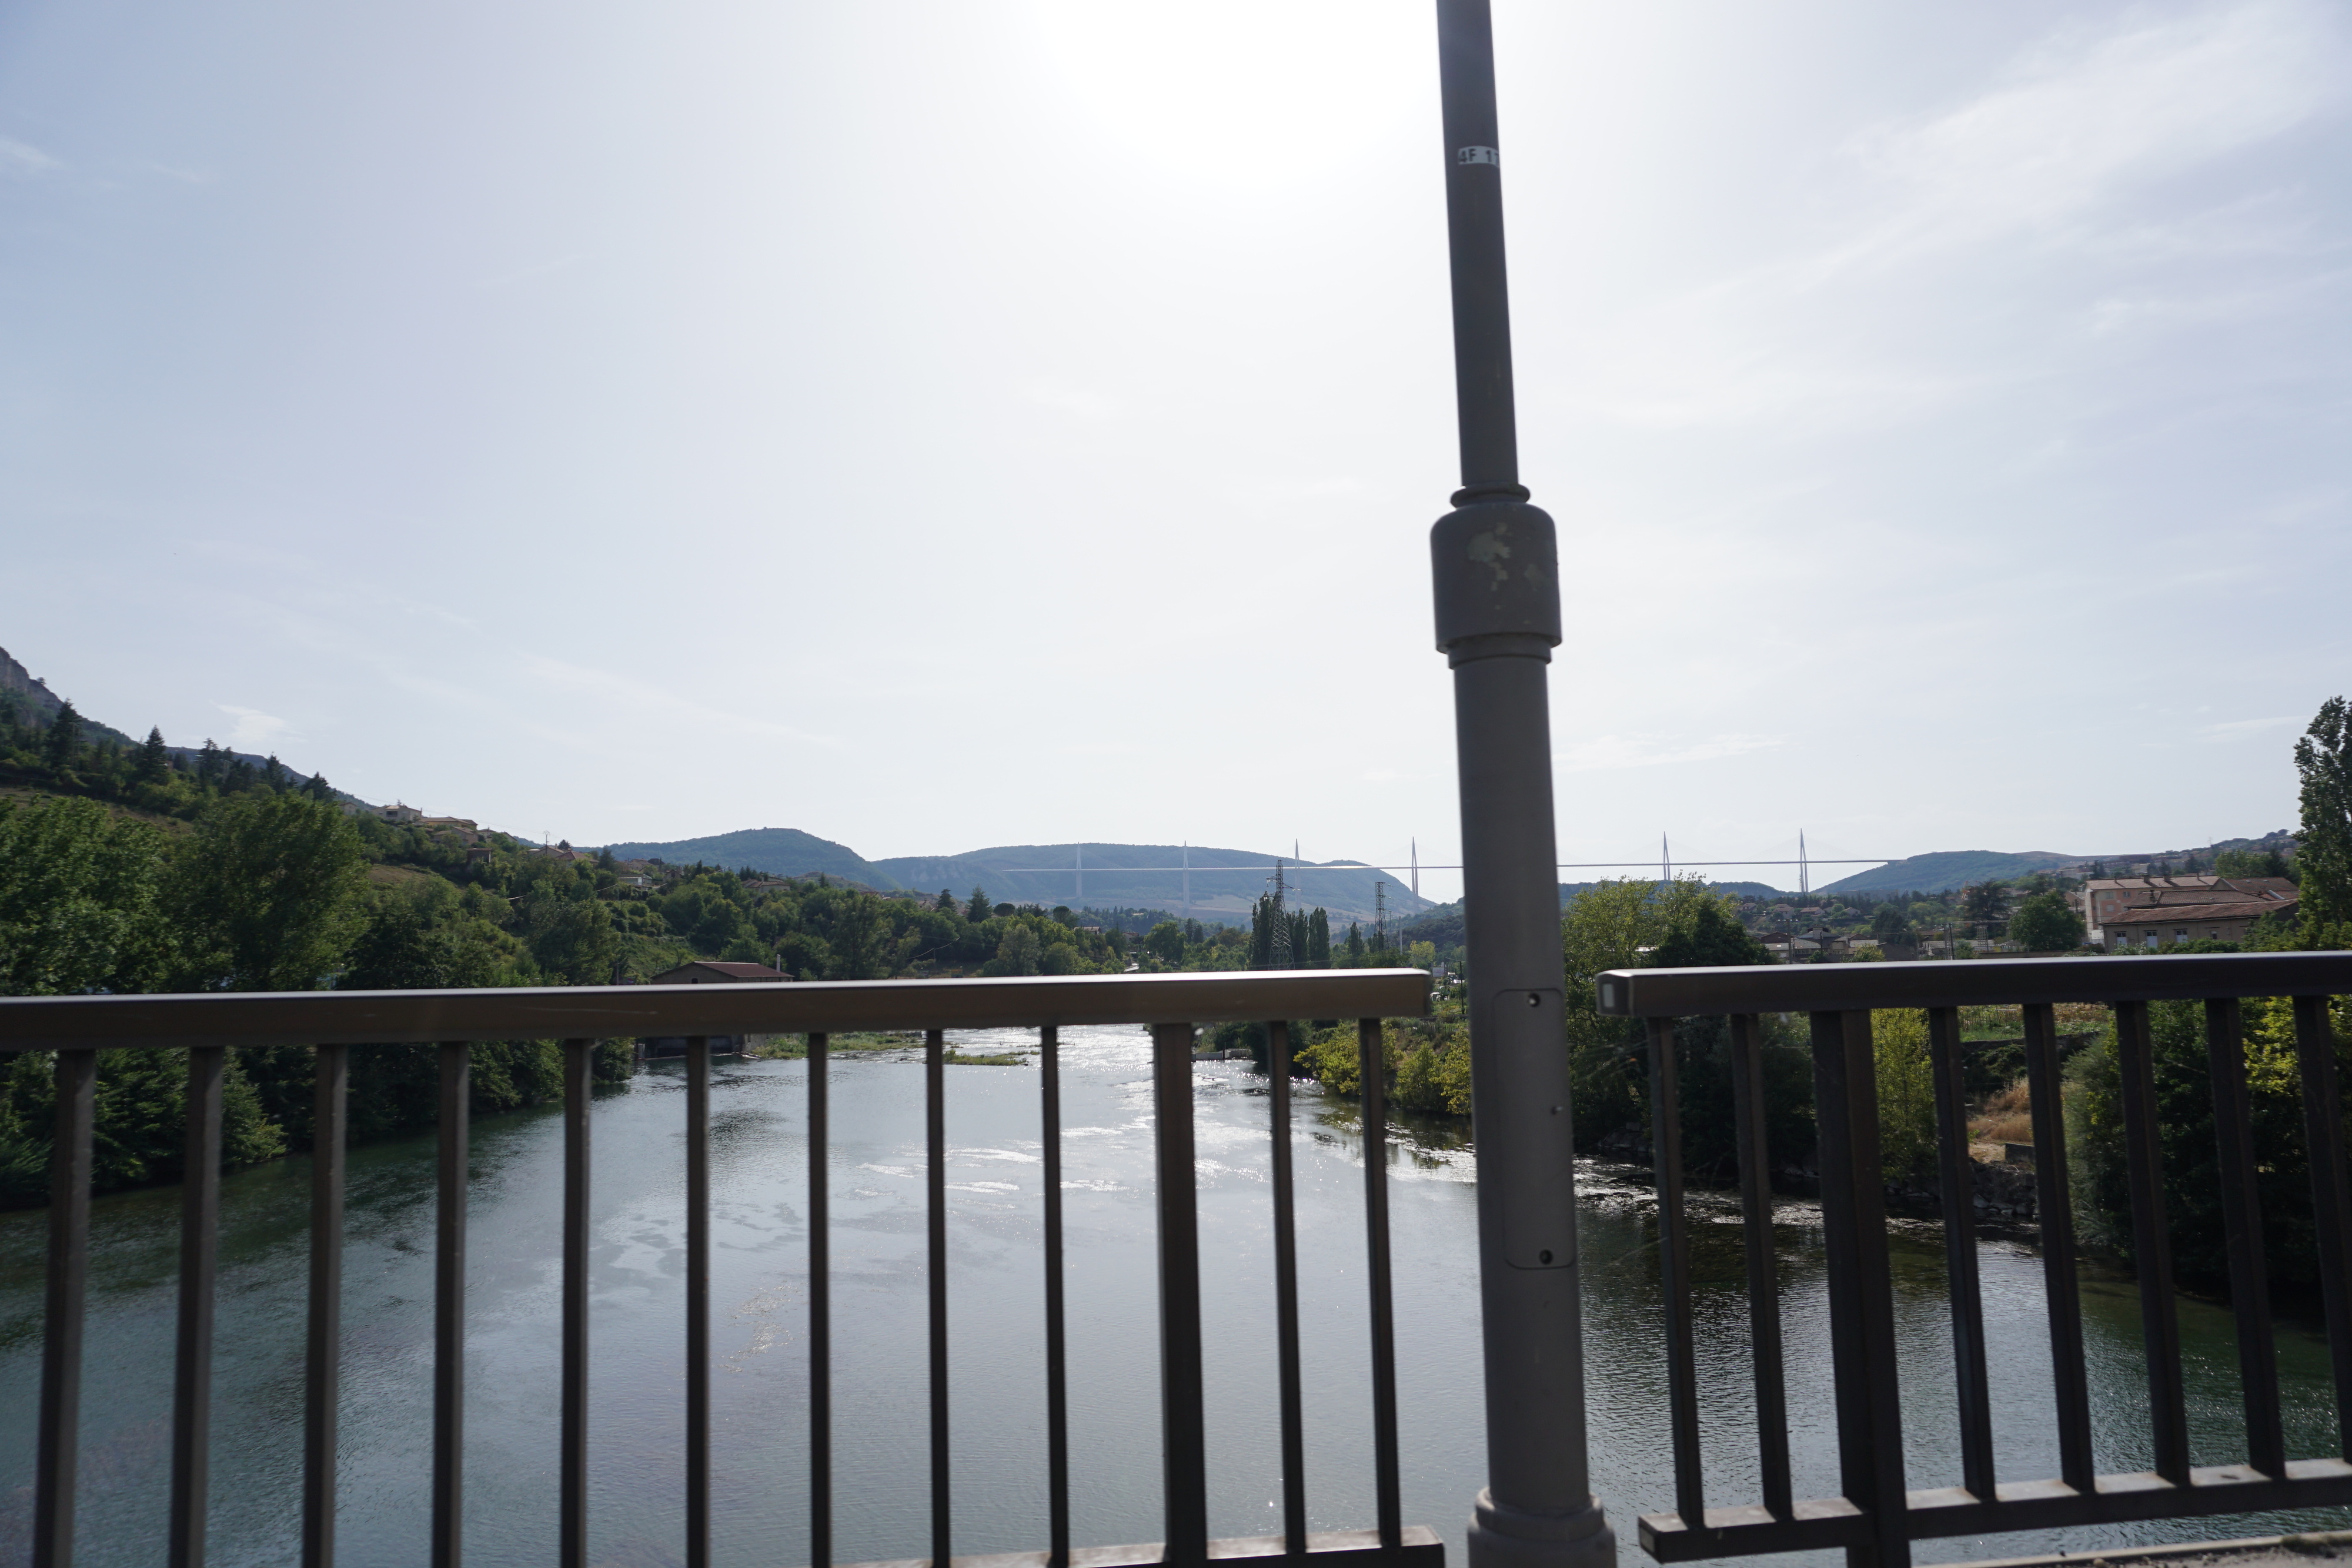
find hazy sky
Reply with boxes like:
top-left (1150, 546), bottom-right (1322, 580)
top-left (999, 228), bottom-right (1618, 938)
top-left (5, 0), bottom-right (2346, 901)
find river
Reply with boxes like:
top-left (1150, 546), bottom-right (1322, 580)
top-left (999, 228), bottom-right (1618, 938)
top-left (3, 1025), bottom-right (2348, 1567)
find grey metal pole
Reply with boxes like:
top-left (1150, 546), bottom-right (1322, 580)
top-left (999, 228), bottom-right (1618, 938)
top-left (1428, 5), bottom-right (1615, 1568)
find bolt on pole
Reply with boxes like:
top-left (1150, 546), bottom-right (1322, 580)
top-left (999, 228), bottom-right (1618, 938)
top-left (1426, 4), bottom-right (1615, 1568)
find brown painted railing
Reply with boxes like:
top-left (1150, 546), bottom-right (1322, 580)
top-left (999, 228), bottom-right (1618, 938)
top-left (2, 969), bottom-right (1441, 1568)
top-left (1598, 951), bottom-right (2352, 1568)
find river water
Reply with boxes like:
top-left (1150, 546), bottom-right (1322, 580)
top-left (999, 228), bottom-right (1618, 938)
top-left (2, 1025), bottom-right (2348, 1568)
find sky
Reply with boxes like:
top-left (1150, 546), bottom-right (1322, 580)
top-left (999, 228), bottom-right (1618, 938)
top-left (4, 0), bottom-right (2347, 902)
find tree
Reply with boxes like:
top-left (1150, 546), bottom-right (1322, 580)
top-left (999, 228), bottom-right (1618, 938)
top-left (2006, 891), bottom-right (2084, 952)
top-left (346, 882), bottom-right (527, 989)
top-left (522, 884), bottom-right (621, 984)
top-left (936, 888), bottom-right (958, 913)
top-left (0, 796), bottom-right (174, 996)
top-left (168, 793), bottom-right (370, 991)
top-left (2010, 890), bottom-right (2076, 949)
top-left (966, 887), bottom-right (991, 923)
top-left (1872, 1010), bottom-right (1936, 1181)
top-left (2216, 848), bottom-right (2292, 881)
top-left (135, 726), bottom-right (171, 784)
top-left (995, 923), bottom-right (1041, 976)
top-left (2296, 696), bottom-right (2352, 946)
top-left (1961, 881), bottom-right (2009, 937)
top-left (1144, 921), bottom-right (1185, 965)
top-left (42, 699), bottom-right (83, 770)
top-left (303, 771), bottom-right (335, 802)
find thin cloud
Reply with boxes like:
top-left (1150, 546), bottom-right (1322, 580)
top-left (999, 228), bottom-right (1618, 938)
top-left (0, 138), bottom-right (60, 175)
top-left (2200, 715), bottom-right (2306, 740)
top-left (1557, 733), bottom-right (1782, 774)
top-left (217, 704), bottom-right (294, 751)
top-left (1586, 0), bottom-right (2348, 434)
top-left (517, 654), bottom-right (843, 748)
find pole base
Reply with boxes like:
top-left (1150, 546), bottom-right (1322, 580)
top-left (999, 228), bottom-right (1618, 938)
top-left (1468, 1489), bottom-right (1616, 1568)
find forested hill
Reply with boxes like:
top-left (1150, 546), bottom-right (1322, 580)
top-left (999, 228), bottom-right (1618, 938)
top-left (599, 827), bottom-right (891, 887)
top-left (869, 844), bottom-right (1435, 928)
top-left (1818, 850), bottom-right (2081, 895)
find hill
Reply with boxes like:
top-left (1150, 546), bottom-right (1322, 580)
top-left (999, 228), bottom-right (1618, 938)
top-left (2, 645), bottom-right (137, 750)
top-left (598, 827), bottom-right (893, 887)
top-left (1816, 850), bottom-right (2081, 896)
top-left (1401, 877), bottom-right (1797, 948)
top-left (870, 843), bottom-right (1434, 928)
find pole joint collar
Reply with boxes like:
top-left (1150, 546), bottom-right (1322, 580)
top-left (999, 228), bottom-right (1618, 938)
top-left (1431, 500), bottom-right (1562, 654)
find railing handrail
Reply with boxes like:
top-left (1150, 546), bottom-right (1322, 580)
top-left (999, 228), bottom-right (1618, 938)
top-left (0, 967), bottom-right (1434, 1049)
top-left (1596, 951), bottom-right (2352, 1018)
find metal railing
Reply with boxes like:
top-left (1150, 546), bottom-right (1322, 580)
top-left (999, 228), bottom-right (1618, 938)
top-left (1597, 951), bottom-right (2352, 1568)
top-left (1, 968), bottom-right (1441, 1568)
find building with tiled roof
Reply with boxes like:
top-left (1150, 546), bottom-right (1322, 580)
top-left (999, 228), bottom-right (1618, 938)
top-left (2093, 878), bottom-right (2298, 950)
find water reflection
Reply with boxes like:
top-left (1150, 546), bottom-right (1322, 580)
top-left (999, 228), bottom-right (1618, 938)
top-left (1, 1025), bottom-right (2345, 1567)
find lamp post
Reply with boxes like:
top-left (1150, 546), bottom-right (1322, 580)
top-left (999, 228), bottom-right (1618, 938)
top-left (1427, 5), bottom-right (1615, 1568)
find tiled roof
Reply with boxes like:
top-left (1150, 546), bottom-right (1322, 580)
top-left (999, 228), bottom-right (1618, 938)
top-left (2104, 898), bottom-right (2297, 926)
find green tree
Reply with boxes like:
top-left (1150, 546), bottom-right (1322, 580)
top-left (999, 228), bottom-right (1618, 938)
top-left (168, 793), bottom-right (369, 990)
top-left (2297, 697), bottom-right (2352, 946)
top-left (1961, 881), bottom-right (2009, 937)
top-left (994, 922), bottom-right (1042, 976)
top-left (135, 726), bottom-right (171, 784)
top-left (0, 796), bottom-right (174, 996)
top-left (345, 882), bottom-right (529, 989)
top-left (2007, 891), bottom-right (2086, 952)
top-left (1144, 921), bottom-right (1186, 965)
top-left (1, 1046), bottom-right (284, 1206)
top-left (42, 700), bottom-right (83, 771)
top-left (2216, 848), bottom-right (2293, 881)
top-left (936, 888), bottom-right (959, 913)
top-left (1561, 877), bottom-right (1804, 1171)
top-left (1871, 1009), bottom-right (1936, 1181)
top-left (966, 887), bottom-right (992, 923)
top-left (522, 885), bottom-right (621, 984)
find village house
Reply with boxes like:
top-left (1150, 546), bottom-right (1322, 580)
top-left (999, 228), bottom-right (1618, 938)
top-left (2086, 875), bottom-right (2298, 950)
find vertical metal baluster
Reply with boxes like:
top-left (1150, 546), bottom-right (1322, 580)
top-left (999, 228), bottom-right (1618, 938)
top-left (2293, 994), bottom-right (2352, 1459)
top-left (171, 1046), bottom-right (226, 1568)
top-left (1358, 1018), bottom-right (1402, 1554)
top-left (1152, 1021), bottom-right (1208, 1567)
top-left (2206, 998), bottom-right (2285, 1476)
top-left (1926, 1008), bottom-right (1995, 1503)
top-left (36, 1048), bottom-right (96, 1568)
top-left (1810, 1011), bottom-right (1910, 1568)
top-left (1040, 1027), bottom-right (1070, 1568)
top-left (2114, 1001), bottom-right (2189, 1485)
top-left (808, 1033), bottom-right (832, 1568)
top-left (2023, 1003), bottom-right (2093, 1492)
top-left (1268, 1022), bottom-right (1308, 1556)
top-left (560, 1041), bottom-right (592, 1568)
top-left (1646, 1018), bottom-right (1703, 1530)
top-left (1729, 1015), bottom-right (1791, 1521)
top-left (304, 1044), bottom-right (348, 1568)
top-left (686, 1037), bottom-right (711, 1568)
top-left (809, 1029), bottom-right (837, 1568)
top-left (434, 1042), bottom-right (470, 1568)
top-left (928, 1028), bottom-right (951, 1568)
